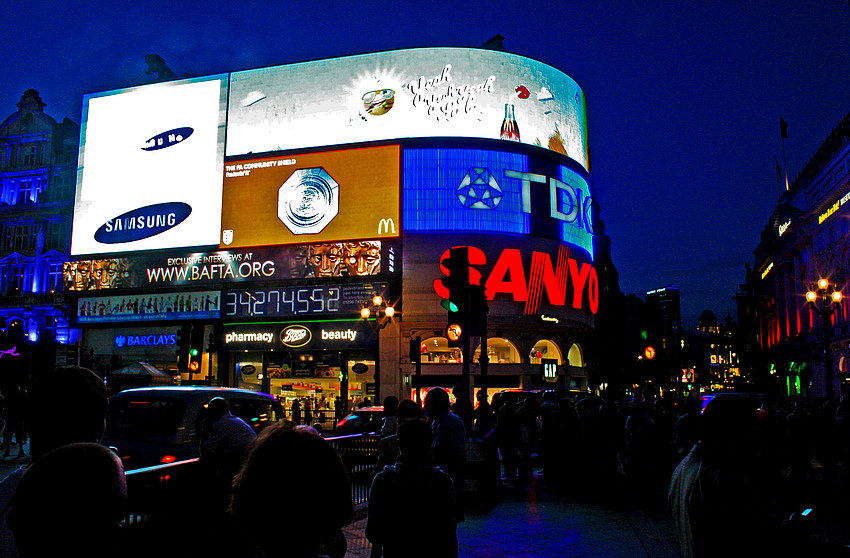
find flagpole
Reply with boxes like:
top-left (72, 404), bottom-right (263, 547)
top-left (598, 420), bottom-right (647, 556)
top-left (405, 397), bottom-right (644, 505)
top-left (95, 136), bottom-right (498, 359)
top-left (780, 115), bottom-right (790, 190)
top-left (776, 159), bottom-right (783, 197)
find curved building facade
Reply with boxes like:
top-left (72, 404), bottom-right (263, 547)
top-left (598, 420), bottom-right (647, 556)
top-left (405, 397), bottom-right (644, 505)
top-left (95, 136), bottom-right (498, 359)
top-left (65, 47), bottom-right (602, 412)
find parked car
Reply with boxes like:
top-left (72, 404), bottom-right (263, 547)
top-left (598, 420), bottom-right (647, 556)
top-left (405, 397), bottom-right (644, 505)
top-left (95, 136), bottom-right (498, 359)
top-left (102, 386), bottom-right (283, 470)
top-left (334, 406), bottom-right (385, 435)
top-left (490, 389), bottom-right (543, 412)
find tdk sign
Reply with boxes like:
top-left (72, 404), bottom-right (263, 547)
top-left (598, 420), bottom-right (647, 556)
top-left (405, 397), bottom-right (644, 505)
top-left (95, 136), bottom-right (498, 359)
top-left (142, 127), bottom-right (194, 151)
top-left (95, 202), bottom-right (191, 244)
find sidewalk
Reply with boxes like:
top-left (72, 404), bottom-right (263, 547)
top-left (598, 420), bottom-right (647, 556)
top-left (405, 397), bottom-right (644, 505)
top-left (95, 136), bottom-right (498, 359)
top-left (342, 472), bottom-right (682, 558)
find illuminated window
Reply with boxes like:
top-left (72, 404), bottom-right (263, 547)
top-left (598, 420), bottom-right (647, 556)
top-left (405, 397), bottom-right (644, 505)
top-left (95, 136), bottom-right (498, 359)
top-left (472, 338), bottom-right (521, 364)
top-left (420, 336), bottom-right (463, 364)
top-left (528, 339), bottom-right (562, 364)
top-left (567, 343), bottom-right (584, 367)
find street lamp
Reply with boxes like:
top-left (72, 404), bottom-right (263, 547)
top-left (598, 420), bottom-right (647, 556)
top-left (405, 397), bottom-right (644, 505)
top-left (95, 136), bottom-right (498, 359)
top-left (360, 295), bottom-right (396, 330)
top-left (806, 278), bottom-right (843, 400)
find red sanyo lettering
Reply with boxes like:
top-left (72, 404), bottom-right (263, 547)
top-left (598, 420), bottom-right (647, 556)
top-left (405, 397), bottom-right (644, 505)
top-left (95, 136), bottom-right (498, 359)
top-left (433, 244), bottom-right (598, 315)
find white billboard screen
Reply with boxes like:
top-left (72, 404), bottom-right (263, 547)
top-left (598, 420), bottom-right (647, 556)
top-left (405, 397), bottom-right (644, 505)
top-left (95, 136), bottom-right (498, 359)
top-left (227, 48), bottom-right (588, 169)
top-left (72, 74), bottom-right (228, 256)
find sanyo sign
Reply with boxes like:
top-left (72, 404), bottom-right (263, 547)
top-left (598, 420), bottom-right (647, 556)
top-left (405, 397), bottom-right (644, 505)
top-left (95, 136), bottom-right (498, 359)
top-left (434, 244), bottom-right (598, 315)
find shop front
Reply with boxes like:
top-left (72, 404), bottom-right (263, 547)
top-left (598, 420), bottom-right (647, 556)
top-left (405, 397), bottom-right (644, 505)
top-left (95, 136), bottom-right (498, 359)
top-left (220, 320), bottom-right (380, 429)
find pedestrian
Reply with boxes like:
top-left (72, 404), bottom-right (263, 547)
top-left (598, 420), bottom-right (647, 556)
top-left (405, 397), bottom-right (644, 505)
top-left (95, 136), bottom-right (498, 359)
top-left (367, 418), bottom-right (458, 558)
top-left (7, 442), bottom-right (126, 558)
top-left (2, 387), bottom-right (24, 459)
top-left (303, 399), bottom-right (313, 426)
top-left (375, 399), bottom-right (424, 474)
top-left (424, 387), bottom-right (466, 522)
top-left (291, 398), bottom-right (302, 425)
top-left (229, 423), bottom-right (352, 558)
top-left (0, 366), bottom-right (109, 558)
top-left (380, 396), bottom-right (399, 437)
top-left (200, 397), bottom-right (257, 501)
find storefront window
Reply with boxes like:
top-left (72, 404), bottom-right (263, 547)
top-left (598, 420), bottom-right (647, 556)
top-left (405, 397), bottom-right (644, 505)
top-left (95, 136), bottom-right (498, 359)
top-left (528, 339), bottom-right (562, 364)
top-left (420, 337), bottom-right (463, 363)
top-left (567, 343), bottom-right (584, 367)
top-left (472, 338), bottom-right (521, 364)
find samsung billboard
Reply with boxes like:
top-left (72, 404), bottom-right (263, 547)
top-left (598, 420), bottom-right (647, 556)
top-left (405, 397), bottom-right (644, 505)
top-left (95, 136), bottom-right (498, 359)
top-left (73, 74), bottom-right (229, 256)
top-left (227, 48), bottom-right (588, 169)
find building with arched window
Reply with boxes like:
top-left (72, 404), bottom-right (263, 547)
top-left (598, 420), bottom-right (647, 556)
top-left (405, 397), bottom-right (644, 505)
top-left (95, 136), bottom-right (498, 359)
top-left (0, 89), bottom-right (79, 376)
top-left (750, 111), bottom-right (850, 399)
top-left (62, 47), bottom-right (617, 412)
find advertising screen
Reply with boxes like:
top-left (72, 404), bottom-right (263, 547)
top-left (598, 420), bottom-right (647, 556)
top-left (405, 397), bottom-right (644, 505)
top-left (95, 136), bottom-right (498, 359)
top-left (403, 148), bottom-right (594, 259)
top-left (222, 281), bottom-right (388, 319)
top-left (63, 241), bottom-right (389, 291)
top-left (77, 290), bottom-right (221, 324)
top-left (227, 48), bottom-right (588, 169)
top-left (221, 146), bottom-right (400, 248)
top-left (72, 74), bottom-right (228, 256)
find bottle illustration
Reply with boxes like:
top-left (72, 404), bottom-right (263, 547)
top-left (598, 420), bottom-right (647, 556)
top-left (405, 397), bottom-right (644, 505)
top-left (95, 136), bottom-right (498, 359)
top-left (500, 104), bottom-right (520, 142)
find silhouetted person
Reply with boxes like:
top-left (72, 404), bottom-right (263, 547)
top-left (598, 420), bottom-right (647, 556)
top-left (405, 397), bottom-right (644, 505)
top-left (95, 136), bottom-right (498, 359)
top-left (375, 399), bottom-right (424, 475)
top-left (472, 389), bottom-right (493, 435)
top-left (367, 418), bottom-right (458, 558)
top-left (380, 396), bottom-right (400, 437)
top-left (200, 397), bottom-right (257, 507)
top-left (7, 442), bottom-right (127, 558)
top-left (424, 387), bottom-right (466, 522)
top-left (291, 398), bottom-right (302, 425)
top-left (0, 366), bottom-right (108, 558)
top-left (668, 394), bottom-right (783, 558)
top-left (2, 387), bottom-right (24, 459)
top-left (230, 424), bottom-right (352, 558)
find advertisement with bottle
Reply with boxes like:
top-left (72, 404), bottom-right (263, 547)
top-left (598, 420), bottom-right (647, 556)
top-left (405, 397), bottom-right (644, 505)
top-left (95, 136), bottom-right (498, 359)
top-left (227, 48), bottom-right (587, 169)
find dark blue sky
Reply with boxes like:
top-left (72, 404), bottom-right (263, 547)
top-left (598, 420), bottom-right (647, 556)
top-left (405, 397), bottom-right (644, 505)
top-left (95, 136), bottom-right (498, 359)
top-left (5, 0), bottom-right (850, 326)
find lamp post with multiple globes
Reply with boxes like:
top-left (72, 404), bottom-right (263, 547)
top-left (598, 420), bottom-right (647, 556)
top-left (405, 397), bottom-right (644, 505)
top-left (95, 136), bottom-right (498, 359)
top-left (806, 278), bottom-right (842, 401)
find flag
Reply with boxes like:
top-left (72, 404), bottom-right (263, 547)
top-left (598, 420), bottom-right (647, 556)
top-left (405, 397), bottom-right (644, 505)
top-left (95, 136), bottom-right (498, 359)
top-left (780, 116), bottom-right (789, 139)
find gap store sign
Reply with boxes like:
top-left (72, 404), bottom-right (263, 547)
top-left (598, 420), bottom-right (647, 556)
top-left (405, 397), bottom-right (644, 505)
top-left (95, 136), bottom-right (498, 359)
top-left (403, 148), bottom-right (593, 259)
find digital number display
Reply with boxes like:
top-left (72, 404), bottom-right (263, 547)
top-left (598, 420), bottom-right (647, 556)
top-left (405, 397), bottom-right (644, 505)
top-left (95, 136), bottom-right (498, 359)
top-left (223, 283), bottom-right (387, 318)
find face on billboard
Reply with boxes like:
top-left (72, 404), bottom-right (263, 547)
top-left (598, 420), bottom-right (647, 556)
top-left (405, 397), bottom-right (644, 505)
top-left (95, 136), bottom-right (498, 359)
top-left (227, 48), bottom-right (588, 169)
top-left (72, 74), bottom-right (228, 256)
top-left (220, 146), bottom-right (400, 248)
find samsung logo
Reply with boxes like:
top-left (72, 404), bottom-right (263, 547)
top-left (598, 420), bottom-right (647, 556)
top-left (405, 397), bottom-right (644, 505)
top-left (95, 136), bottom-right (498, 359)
top-left (142, 127), bottom-right (194, 151)
top-left (95, 202), bottom-right (191, 244)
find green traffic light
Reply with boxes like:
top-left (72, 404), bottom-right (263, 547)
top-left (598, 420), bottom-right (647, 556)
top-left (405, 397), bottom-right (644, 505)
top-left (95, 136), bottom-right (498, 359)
top-left (441, 299), bottom-right (459, 312)
top-left (640, 330), bottom-right (647, 340)
top-left (190, 348), bottom-right (199, 356)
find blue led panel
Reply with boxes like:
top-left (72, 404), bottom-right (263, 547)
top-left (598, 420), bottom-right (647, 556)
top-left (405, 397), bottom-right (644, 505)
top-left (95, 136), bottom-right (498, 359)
top-left (403, 149), bottom-right (529, 234)
top-left (403, 148), bottom-right (594, 259)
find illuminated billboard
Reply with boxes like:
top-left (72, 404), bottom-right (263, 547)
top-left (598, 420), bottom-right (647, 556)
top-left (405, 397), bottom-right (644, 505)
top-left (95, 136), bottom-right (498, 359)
top-left (77, 290), bottom-right (221, 324)
top-left (63, 241), bottom-right (389, 291)
top-left (403, 148), bottom-right (594, 259)
top-left (72, 74), bottom-right (229, 256)
top-left (227, 48), bottom-right (588, 169)
top-left (221, 146), bottom-right (400, 248)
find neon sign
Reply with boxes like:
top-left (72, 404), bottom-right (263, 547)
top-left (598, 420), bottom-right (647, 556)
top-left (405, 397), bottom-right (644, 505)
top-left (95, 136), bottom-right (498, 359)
top-left (0, 347), bottom-right (19, 359)
top-left (778, 220), bottom-right (791, 236)
top-left (433, 244), bottom-right (598, 315)
top-left (761, 262), bottom-right (773, 280)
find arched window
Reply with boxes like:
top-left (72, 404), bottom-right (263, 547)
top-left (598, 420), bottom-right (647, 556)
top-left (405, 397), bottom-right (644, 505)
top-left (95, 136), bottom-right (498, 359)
top-left (528, 339), bottom-right (562, 364)
top-left (472, 337), bottom-right (521, 364)
top-left (567, 343), bottom-right (584, 367)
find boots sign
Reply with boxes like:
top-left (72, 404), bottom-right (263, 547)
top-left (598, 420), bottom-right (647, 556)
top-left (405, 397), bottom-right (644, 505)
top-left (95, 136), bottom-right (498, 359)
top-left (433, 244), bottom-right (598, 315)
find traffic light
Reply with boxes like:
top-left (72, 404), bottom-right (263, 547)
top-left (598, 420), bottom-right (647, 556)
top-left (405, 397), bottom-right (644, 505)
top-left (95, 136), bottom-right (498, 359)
top-left (189, 325), bottom-right (205, 371)
top-left (176, 324), bottom-right (191, 372)
top-left (469, 283), bottom-right (488, 337)
top-left (409, 336), bottom-right (422, 364)
top-left (440, 247), bottom-right (470, 347)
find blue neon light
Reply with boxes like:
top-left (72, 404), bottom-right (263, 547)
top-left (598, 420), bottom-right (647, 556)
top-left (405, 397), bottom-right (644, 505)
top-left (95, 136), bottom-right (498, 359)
top-left (402, 148), bottom-right (594, 259)
top-left (403, 149), bottom-right (528, 234)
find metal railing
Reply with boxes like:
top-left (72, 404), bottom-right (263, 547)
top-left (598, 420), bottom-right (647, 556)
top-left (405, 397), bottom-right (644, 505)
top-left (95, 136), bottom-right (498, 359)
top-left (122, 432), bottom-right (380, 528)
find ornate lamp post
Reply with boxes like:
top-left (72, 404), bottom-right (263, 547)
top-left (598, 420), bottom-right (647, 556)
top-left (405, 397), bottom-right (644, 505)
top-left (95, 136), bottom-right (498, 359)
top-left (360, 295), bottom-right (395, 330)
top-left (806, 278), bottom-right (843, 400)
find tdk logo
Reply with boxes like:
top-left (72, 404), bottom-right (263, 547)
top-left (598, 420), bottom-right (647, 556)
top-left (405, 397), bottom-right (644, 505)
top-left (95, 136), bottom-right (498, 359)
top-left (95, 202), bottom-right (191, 244)
top-left (142, 127), bottom-right (194, 151)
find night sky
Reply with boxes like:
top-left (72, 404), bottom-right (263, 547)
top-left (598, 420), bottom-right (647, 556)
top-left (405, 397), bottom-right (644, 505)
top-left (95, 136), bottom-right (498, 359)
top-left (5, 0), bottom-right (849, 326)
